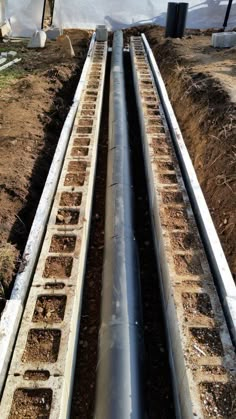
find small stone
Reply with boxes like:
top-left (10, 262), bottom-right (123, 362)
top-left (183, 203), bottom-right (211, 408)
top-left (37, 306), bottom-right (44, 313)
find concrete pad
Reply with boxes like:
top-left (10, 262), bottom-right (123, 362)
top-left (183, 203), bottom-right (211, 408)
top-left (212, 32), bottom-right (236, 48)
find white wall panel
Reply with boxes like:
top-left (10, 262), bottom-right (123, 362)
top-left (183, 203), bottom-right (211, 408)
top-left (53, 0), bottom-right (236, 30)
top-left (3, 0), bottom-right (236, 37)
top-left (6, 0), bottom-right (44, 37)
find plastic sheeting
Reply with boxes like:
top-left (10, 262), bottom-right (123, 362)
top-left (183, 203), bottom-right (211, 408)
top-left (0, 1), bottom-right (6, 24)
top-left (53, 0), bottom-right (236, 30)
top-left (6, 0), bottom-right (44, 37)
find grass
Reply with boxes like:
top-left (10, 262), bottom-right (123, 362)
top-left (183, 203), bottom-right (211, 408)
top-left (0, 44), bottom-right (26, 89)
top-left (0, 67), bottom-right (26, 90)
top-left (0, 243), bottom-right (17, 296)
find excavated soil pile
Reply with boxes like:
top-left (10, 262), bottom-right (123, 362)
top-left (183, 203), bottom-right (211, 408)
top-left (0, 30), bottom-right (91, 307)
top-left (145, 27), bottom-right (236, 280)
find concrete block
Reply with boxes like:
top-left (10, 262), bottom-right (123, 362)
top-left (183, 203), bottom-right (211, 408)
top-left (96, 25), bottom-right (108, 42)
top-left (0, 57), bottom-right (6, 66)
top-left (28, 30), bottom-right (47, 48)
top-left (46, 27), bottom-right (63, 40)
top-left (212, 32), bottom-right (236, 48)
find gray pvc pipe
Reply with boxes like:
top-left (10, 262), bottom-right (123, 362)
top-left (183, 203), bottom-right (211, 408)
top-left (94, 31), bottom-right (144, 419)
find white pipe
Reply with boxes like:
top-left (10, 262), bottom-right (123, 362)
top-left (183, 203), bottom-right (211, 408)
top-left (141, 33), bottom-right (236, 345)
top-left (0, 58), bottom-right (21, 71)
top-left (0, 32), bottom-right (96, 396)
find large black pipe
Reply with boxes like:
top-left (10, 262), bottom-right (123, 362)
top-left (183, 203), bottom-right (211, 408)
top-left (94, 31), bottom-right (144, 419)
top-left (165, 2), bottom-right (178, 38)
top-left (165, 2), bottom-right (188, 38)
top-left (175, 3), bottom-right (189, 38)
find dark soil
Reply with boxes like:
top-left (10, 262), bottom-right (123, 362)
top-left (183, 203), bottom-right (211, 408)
top-left (190, 327), bottom-right (224, 357)
top-left (9, 389), bottom-right (52, 419)
top-left (200, 382), bottom-right (235, 418)
top-left (22, 329), bottom-right (61, 363)
top-left (33, 295), bottom-right (67, 323)
top-left (43, 256), bottom-right (73, 279)
top-left (49, 235), bottom-right (76, 253)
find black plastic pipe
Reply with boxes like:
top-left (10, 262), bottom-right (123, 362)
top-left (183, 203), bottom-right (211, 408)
top-left (176, 3), bottom-right (189, 38)
top-left (94, 31), bottom-right (144, 419)
top-left (223, 0), bottom-right (233, 29)
top-left (165, 2), bottom-right (178, 38)
top-left (165, 2), bottom-right (188, 38)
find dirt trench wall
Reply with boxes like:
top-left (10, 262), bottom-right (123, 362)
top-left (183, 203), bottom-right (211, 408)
top-left (147, 30), bottom-right (236, 280)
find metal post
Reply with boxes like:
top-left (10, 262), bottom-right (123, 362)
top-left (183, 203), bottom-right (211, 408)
top-left (223, 0), bottom-right (233, 30)
top-left (41, 0), bottom-right (47, 29)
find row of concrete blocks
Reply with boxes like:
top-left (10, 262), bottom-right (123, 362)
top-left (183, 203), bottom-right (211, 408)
top-left (130, 36), bottom-right (236, 419)
top-left (0, 42), bottom-right (108, 418)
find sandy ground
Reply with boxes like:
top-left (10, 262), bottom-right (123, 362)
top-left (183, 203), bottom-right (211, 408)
top-left (145, 27), bottom-right (236, 280)
top-left (0, 30), bottom-right (91, 305)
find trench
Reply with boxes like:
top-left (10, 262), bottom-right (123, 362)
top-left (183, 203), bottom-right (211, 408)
top-left (71, 51), bottom-right (175, 418)
top-left (125, 52), bottom-right (175, 418)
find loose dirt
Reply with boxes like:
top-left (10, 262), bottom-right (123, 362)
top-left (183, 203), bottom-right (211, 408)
top-left (0, 30), bottom-right (91, 308)
top-left (145, 26), bottom-right (236, 280)
top-left (9, 388), bottom-right (52, 419)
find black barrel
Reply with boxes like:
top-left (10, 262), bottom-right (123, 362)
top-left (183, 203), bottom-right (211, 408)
top-left (176, 2), bottom-right (189, 38)
top-left (94, 31), bottom-right (144, 419)
top-left (165, 2), bottom-right (178, 38)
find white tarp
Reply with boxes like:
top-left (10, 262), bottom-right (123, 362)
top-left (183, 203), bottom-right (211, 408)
top-left (0, 0), bottom-right (6, 24)
top-left (5, 0), bottom-right (44, 37)
top-left (2, 0), bottom-right (236, 37)
top-left (53, 0), bottom-right (236, 30)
